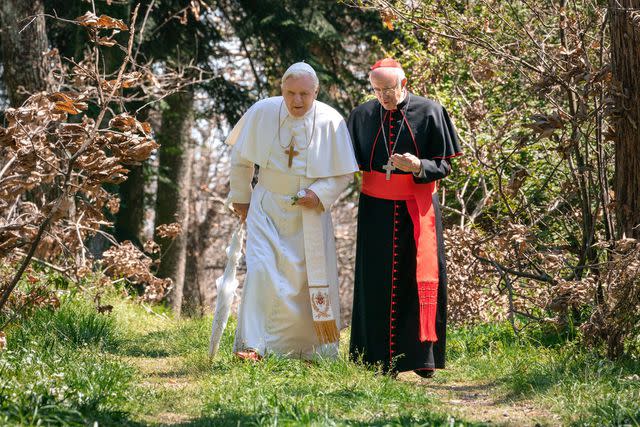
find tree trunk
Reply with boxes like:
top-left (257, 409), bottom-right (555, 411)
top-left (100, 3), bottom-right (148, 248)
top-left (154, 91), bottom-right (194, 317)
top-left (0, 0), bottom-right (50, 106)
top-left (114, 164), bottom-right (146, 247)
top-left (183, 197), bottom-right (225, 316)
top-left (610, 1), bottom-right (640, 239)
top-left (183, 198), bottom-right (205, 317)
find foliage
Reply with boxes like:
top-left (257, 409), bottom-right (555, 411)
top-left (217, 0), bottom-right (397, 114)
top-left (349, 0), bottom-right (640, 357)
top-left (0, 6), bottom-right (184, 322)
top-left (0, 265), bottom-right (62, 323)
top-left (444, 226), bottom-right (508, 324)
top-left (102, 241), bottom-right (168, 303)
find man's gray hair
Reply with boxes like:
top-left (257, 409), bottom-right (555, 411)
top-left (281, 62), bottom-right (319, 89)
top-left (369, 67), bottom-right (406, 87)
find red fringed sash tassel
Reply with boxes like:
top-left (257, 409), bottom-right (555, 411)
top-left (362, 171), bottom-right (440, 342)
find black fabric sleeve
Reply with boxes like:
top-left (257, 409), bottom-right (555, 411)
top-left (413, 159), bottom-right (451, 183)
top-left (423, 106), bottom-right (463, 160)
top-left (412, 102), bottom-right (461, 183)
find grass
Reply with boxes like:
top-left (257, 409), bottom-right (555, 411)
top-left (1, 288), bottom-right (639, 426)
top-left (197, 347), bottom-right (448, 425)
top-left (438, 323), bottom-right (640, 426)
top-left (9, 298), bottom-right (120, 349)
top-left (119, 304), bottom-right (462, 426)
top-left (0, 296), bottom-right (137, 426)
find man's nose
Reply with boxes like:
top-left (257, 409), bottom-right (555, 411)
top-left (293, 94), bottom-right (302, 104)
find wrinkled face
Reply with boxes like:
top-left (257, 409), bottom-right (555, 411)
top-left (281, 74), bottom-right (318, 117)
top-left (370, 68), bottom-right (406, 111)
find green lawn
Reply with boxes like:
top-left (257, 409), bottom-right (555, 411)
top-left (1, 291), bottom-right (638, 426)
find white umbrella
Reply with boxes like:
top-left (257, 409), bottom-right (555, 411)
top-left (209, 224), bottom-right (245, 357)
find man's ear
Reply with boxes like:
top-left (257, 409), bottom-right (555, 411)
top-left (401, 78), bottom-right (408, 88)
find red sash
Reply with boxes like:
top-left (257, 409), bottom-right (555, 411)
top-left (362, 171), bottom-right (439, 342)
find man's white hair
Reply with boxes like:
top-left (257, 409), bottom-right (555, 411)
top-left (369, 67), bottom-right (406, 87)
top-left (281, 62), bottom-right (319, 89)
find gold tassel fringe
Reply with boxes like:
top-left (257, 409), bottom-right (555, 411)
top-left (313, 320), bottom-right (340, 344)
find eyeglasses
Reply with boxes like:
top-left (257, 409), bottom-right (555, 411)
top-left (372, 85), bottom-right (400, 96)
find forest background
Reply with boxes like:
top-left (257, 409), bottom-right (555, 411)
top-left (0, 0), bottom-right (639, 425)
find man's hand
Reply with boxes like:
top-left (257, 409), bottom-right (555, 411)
top-left (294, 189), bottom-right (320, 209)
top-left (231, 203), bottom-right (250, 221)
top-left (391, 153), bottom-right (422, 174)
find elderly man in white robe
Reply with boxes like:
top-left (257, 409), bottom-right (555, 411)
top-left (226, 62), bottom-right (358, 361)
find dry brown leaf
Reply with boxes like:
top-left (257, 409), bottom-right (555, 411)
top-left (97, 36), bottom-right (117, 47)
top-left (77, 12), bottom-right (129, 31)
top-left (143, 240), bottom-right (161, 254)
top-left (54, 101), bottom-right (82, 115)
top-left (156, 223), bottom-right (182, 239)
top-left (381, 8), bottom-right (395, 30)
top-left (179, 10), bottom-right (188, 25)
top-left (190, 0), bottom-right (201, 18)
top-left (102, 241), bottom-right (170, 302)
top-left (109, 114), bottom-right (137, 130)
top-left (107, 197), bottom-right (120, 215)
top-left (49, 92), bottom-right (88, 115)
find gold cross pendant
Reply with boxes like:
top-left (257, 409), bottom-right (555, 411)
top-left (285, 146), bottom-right (299, 168)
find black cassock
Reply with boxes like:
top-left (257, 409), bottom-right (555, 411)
top-left (347, 93), bottom-right (462, 373)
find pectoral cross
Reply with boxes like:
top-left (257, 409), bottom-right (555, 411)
top-left (285, 146), bottom-right (299, 168)
top-left (383, 158), bottom-right (395, 181)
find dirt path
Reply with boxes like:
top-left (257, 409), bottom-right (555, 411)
top-left (124, 353), bottom-right (560, 426)
top-left (128, 356), bottom-right (198, 425)
top-left (398, 373), bottom-right (560, 426)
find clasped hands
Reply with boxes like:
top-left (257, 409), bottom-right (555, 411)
top-left (390, 153), bottom-right (422, 174)
top-left (231, 189), bottom-right (320, 222)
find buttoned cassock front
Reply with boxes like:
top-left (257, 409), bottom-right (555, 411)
top-left (347, 93), bottom-right (462, 373)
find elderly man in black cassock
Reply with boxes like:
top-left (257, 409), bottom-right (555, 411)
top-left (347, 58), bottom-right (463, 377)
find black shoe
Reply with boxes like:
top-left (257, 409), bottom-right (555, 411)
top-left (414, 369), bottom-right (435, 378)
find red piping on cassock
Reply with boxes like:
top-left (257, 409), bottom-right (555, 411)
top-left (362, 171), bottom-right (439, 342)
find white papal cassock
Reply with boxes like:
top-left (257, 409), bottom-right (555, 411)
top-left (226, 96), bottom-right (358, 359)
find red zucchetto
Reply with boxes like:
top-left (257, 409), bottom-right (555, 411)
top-left (370, 58), bottom-right (403, 70)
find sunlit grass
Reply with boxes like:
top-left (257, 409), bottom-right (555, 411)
top-left (439, 323), bottom-right (640, 426)
top-left (2, 287), bottom-right (639, 426)
top-left (0, 296), bottom-right (136, 426)
top-left (120, 308), bottom-right (463, 426)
